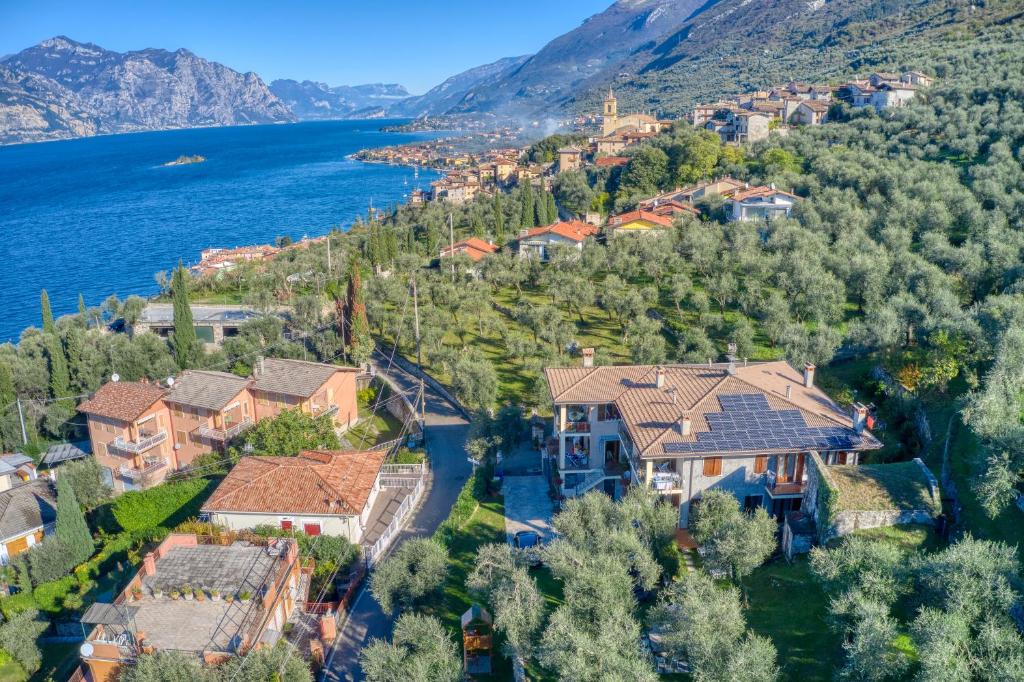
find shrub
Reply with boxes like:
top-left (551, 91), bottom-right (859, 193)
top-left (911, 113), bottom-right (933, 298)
top-left (370, 538), bottom-right (448, 614)
top-left (33, 576), bottom-right (77, 614)
top-left (57, 457), bottom-right (111, 510)
top-left (0, 592), bottom-right (37, 619)
top-left (27, 538), bottom-right (73, 585)
top-left (112, 478), bottom-right (218, 531)
top-left (0, 609), bottom-right (47, 673)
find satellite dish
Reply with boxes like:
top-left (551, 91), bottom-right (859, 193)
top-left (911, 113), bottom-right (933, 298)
top-left (79, 642), bottom-right (94, 657)
top-left (111, 373), bottom-right (120, 383)
top-left (166, 376), bottom-right (175, 387)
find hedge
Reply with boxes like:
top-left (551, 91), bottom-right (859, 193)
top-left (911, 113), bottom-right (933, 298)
top-left (112, 478), bottom-right (218, 531)
top-left (433, 468), bottom-right (488, 548)
top-left (0, 592), bottom-right (35, 619)
top-left (32, 576), bottom-right (77, 615)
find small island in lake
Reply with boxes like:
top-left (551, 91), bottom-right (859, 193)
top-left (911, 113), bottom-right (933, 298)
top-left (163, 154), bottom-right (206, 166)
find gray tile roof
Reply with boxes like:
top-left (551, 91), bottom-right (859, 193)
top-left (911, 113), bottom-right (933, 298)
top-left (0, 480), bottom-right (56, 540)
top-left (165, 370), bottom-right (251, 411)
top-left (0, 454), bottom-right (33, 475)
top-left (251, 358), bottom-right (355, 398)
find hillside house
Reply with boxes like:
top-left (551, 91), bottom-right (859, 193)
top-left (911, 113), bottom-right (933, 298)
top-left (249, 358), bottom-right (360, 428)
top-left (0, 453), bottom-right (36, 490)
top-left (132, 304), bottom-right (263, 349)
top-left (705, 110), bottom-right (770, 144)
top-left (79, 358), bottom-right (360, 494)
top-left (79, 533), bottom-right (305, 682)
top-left (201, 450), bottom-right (388, 544)
top-left (78, 381), bottom-right (176, 493)
top-left (726, 185), bottom-right (799, 222)
top-left (641, 177), bottom-right (746, 207)
top-left (439, 237), bottom-right (499, 264)
top-left (607, 210), bottom-right (675, 237)
top-left (557, 147), bottom-right (585, 173)
top-left (791, 99), bottom-right (831, 126)
top-left (517, 221), bottom-right (599, 262)
top-left (0, 479), bottom-right (56, 565)
top-left (545, 359), bottom-right (881, 528)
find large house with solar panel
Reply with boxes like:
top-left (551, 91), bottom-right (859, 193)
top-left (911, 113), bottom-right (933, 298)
top-left (544, 353), bottom-right (882, 527)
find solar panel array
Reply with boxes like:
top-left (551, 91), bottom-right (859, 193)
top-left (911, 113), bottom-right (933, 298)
top-left (663, 393), bottom-right (863, 455)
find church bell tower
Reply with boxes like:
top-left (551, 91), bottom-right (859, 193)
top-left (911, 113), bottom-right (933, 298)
top-left (602, 87), bottom-right (618, 135)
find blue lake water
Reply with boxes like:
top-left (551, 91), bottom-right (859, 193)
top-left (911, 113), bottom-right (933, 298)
top-left (0, 120), bottom-right (442, 342)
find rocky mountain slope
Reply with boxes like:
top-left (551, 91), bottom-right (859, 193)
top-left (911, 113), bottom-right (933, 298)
top-left (0, 36), bottom-right (294, 145)
top-left (269, 79), bottom-right (409, 119)
top-left (387, 55), bottom-right (530, 118)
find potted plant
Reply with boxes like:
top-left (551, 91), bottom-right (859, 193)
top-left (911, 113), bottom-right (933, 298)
top-left (169, 589), bottom-right (180, 600)
top-left (224, 593), bottom-right (235, 604)
top-left (182, 585), bottom-right (194, 601)
top-left (131, 586), bottom-right (142, 602)
top-left (210, 589), bottom-right (221, 601)
top-left (152, 587), bottom-right (163, 599)
top-left (239, 590), bottom-right (252, 603)
top-left (195, 588), bottom-right (206, 602)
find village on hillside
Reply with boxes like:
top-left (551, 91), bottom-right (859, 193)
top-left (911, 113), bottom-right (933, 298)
top-left (6, 49), bottom-right (1024, 682)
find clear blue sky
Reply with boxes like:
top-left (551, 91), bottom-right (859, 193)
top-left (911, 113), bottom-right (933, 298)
top-left (0, 0), bottom-right (611, 93)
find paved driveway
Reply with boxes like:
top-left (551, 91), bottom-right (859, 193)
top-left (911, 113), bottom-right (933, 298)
top-left (503, 475), bottom-right (555, 541)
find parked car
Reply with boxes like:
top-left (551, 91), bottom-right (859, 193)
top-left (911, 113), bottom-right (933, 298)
top-left (513, 530), bottom-right (543, 566)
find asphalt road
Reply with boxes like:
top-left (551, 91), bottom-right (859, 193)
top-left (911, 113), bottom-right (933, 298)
top-left (322, 354), bottom-right (471, 681)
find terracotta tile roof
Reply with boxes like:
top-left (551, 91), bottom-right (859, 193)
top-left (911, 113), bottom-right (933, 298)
top-left (546, 361), bottom-right (880, 459)
top-left (201, 450), bottom-right (387, 516)
top-left (522, 221), bottom-right (599, 243)
top-left (799, 99), bottom-right (831, 112)
top-left (651, 201), bottom-right (701, 217)
top-left (595, 156), bottom-right (630, 167)
top-left (440, 237), bottom-right (499, 262)
top-left (77, 381), bottom-right (166, 423)
top-left (610, 210), bottom-right (675, 229)
top-left (166, 370), bottom-right (250, 411)
top-left (729, 185), bottom-right (800, 202)
top-left (252, 358), bottom-right (358, 398)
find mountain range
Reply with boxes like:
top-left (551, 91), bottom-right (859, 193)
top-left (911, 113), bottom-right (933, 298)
top-left (1, 0), bottom-right (1019, 144)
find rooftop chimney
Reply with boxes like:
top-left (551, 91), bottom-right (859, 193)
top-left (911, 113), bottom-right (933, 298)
top-left (655, 367), bottom-right (666, 389)
top-left (852, 402), bottom-right (868, 434)
top-left (785, 385), bottom-right (792, 399)
top-left (680, 415), bottom-right (692, 436)
top-left (582, 348), bottom-right (595, 368)
top-left (255, 356), bottom-right (266, 377)
top-left (803, 363), bottom-right (816, 388)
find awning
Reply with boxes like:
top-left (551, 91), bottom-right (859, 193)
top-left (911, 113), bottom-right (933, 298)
top-left (80, 603), bottom-right (139, 625)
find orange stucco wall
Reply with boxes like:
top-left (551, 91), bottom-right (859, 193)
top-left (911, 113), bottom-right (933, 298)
top-left (87, 401), bottom-right (174, 494)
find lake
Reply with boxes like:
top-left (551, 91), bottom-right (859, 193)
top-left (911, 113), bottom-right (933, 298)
top-left (0, 120), bottom-right (442, 342)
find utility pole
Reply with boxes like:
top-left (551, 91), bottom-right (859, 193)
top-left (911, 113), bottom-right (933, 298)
top-left (448, 213), bottom-right (455, 283)
top-left (15, 398), bottom-right (27, 445)
top-left (326, 234), bottom-right (332, 275)
top-left (411, 276), bottom-right (425, 431)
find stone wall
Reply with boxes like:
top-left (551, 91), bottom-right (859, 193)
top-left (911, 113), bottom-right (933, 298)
top-left (830, 509), bottom-right (936, 537)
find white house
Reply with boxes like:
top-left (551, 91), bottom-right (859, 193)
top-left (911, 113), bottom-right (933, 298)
top-left (200, 449), bottom-right (387, 544)
top-left (726, 185), bottom-right (799, 222)
top-left (517, 221), bottom-right (600, 262)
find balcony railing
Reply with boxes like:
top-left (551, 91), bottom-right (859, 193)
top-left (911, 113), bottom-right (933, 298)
top-left (563, 421), bottom-right (590, 433)
top-left (765, 471), bottom-right (806, 497)
top-left (109, 430), bottom-right (167, 456)
top-left (311, 403), bottom-right (339, 418)
top-left (651, 472), bottom-right (681, 491)
top-left (195, 418), bottom-right (253, 442)
top-left (119, 457), bottom-right (167, 481)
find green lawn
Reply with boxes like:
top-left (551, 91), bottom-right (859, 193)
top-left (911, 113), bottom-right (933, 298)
top-left (424, 495), bottom-right (512, 681)
top-left (344, 403), bottom-right (405, 449)
top-left (742, 557), bottom-right (842, 681)
top-left (0, 661), bottom-right (26, 682)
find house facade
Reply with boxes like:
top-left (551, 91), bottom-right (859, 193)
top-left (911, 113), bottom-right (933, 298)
top-left (79, 358), bottom-right (361, 494)
top-left (726, 185), bottom-right (799, 222)
top-left (517, 221), bottom-right (599, 262)
top-left (607, 210), bottom-right (675, 237)
top-left (201, 450), bottom-right (388, 544)
top-left (132, 304), bottom-right (263, 349)
top-left (545, 358), bottom-right (880, 527)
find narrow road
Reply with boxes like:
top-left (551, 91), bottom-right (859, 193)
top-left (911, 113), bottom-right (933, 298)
top-left (322, 353), bottom-right (472, 681)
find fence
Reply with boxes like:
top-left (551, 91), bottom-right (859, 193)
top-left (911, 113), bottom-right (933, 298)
top-left (364, 475), bottom-right (426, 567)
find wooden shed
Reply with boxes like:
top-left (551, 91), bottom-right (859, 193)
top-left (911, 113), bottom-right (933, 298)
top-left (461, 603), bottom-right (493, 675)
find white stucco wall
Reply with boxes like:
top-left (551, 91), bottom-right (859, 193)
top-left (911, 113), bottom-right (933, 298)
top-left (208, 511), bottom-right (362, 544)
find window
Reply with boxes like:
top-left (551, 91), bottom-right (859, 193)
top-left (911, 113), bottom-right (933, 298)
top-left (280, 518), bottom-right (293, 530)
top-left (597, 404), bottom-right (621, 421)
top-left (100, 467), bottom-right (114, 488)
top-left (303, 522), bottom-right (321, 536)
top-left (743, 495), bottom-right (763, 512)
top-left (97, 443), bottom-right (107, 457)
top-left (703, 457), bottom-right (723, 477)
top-left (176, 430), bottom-right (186, 445)
top-left (753, 456), bottom-right (768, 474)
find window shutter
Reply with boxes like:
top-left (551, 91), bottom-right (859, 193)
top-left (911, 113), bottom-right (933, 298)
top-left (703, 457), bottom-right (722, 477)
top-left (754, 456), bottom-right (768, 474)
top-left (303, 523), bottom-right (321, 536)
top-left (280, 519), bottom-right (293, 530)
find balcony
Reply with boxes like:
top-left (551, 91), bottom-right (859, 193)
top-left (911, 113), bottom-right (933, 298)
top-left (195, 418), bottom-right (253, 442)
top-left (765, 472), bottom-right (806, 498)
top-left (109, 430), bottom-right (167, 456)
top-left (651, 472), bottom-right (681, 491)
top-left (119, 457), bottom-right (167, 481)
top-left (311, 403), bottom-right (339, 418)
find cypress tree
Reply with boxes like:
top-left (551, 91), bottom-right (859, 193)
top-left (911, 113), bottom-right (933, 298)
top-left (40, 290), bottom-right (55, 333)
top-left (171, 264), bottom-right (198, 369)
top-left (77, 293), bottom-right (87, 319)
top-left (0, 362), bottom-right (17, 449)
top-left (521, 183), bottom-right (535, 228)
top-left (546, 192), bottom-right (558, 223)
top-left (55, 473), bottom-right (93, 566)
top-left (535, 192), bottom-right (548, 226)
top-left (493, 192), bottom-right (505, 244)
top-left (45, 333), bottom-right (70, 399)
